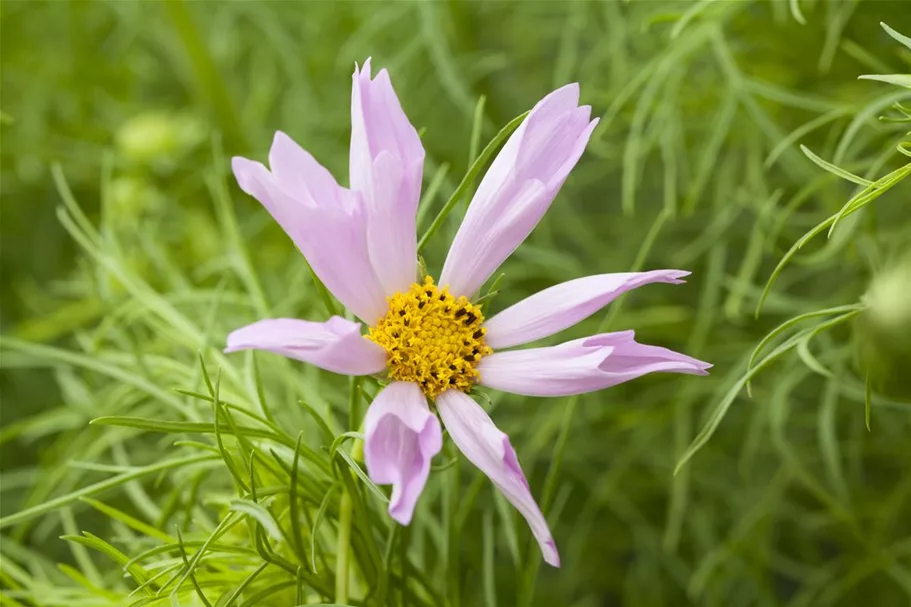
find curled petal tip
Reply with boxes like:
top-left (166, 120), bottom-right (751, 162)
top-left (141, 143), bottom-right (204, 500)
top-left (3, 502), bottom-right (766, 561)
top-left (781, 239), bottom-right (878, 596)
top-left (230, 156), bottom-right (259, 192)
top-left (543, 539), bottom-right (561, 567)
top-left (365, 382), bottom-right (441, 526)
top-left (269, 131), bottom-right (304, 163)
top-left (355, 56), bottom-right (373, 78)
top-left (480, 331), bottom-right (710, 397)
top-left (663, 269), bottom-right (691, 284)
top-left (554, 81), bottom-right (580, 97)
top-left (389, 502), bottom-right (415, 526)
top-left (535, 82), bottom-right (581, 114)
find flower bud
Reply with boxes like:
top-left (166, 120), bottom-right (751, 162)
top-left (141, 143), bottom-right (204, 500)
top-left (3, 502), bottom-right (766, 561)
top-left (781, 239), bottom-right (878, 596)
top-left (115, 111), bottom-right (204, 165)
top-left (856, 257), bottom-right (911, 401)
top-left (108, 175), bottom-right (162, 220)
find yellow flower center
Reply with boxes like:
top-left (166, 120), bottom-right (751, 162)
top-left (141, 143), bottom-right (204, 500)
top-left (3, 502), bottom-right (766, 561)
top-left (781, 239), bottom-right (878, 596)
top-left (367, 276), bottom-right (492, 398)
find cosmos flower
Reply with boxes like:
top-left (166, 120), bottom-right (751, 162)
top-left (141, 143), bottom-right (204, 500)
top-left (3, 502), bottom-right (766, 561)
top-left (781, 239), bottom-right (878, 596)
top-left (226, 59), bottom-right (710, 568)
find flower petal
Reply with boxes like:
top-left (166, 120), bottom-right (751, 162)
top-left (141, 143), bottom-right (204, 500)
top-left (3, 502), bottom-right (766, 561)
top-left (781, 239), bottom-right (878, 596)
top-left (478, 331), bottom-right (711, 397)
top-left (232, 151), bottom-right (387, 323)
top-left (351, 59), bottom-right (424, 296)
top-left (440, 84), bottom-right (599, 297)
top-left (365, 381), bottom-right (442, 525)
top-left (436, 390), bottom-right (559, 567)
top-left (268, 131), bottom-right (339, 204)
top-left (225, 316), bottom-right (387, 375)
top-left (484, 270), bottom-right (690, 349)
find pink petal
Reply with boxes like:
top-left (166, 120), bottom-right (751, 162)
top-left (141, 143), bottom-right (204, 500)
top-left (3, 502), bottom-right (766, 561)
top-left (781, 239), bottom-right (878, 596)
top-left (225, 316), bottom-right (387, 375)
top-left (268, 131), bottom-right (339, 204)
top-left (350, 59), bottom-right (424, 296)
top-left (436, 390), bottom-right (560, 567)
top-left (365, 381), bottom-right (442, 525)
top-left (440, 84), bottom-right (599, 297)
top-left (484, 270), bottom-right (690, 349)
top-left (478, 331), bottom-right (711, 397)
top-left (232, 150), bottom-right (387, 323)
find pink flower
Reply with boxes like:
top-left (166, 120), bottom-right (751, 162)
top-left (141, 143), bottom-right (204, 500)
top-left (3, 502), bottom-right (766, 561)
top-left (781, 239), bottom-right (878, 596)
top-left (226, 59), bottom-right (710, 568)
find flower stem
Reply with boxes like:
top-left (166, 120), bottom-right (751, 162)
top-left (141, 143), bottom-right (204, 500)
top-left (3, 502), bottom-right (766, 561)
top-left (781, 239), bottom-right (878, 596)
top-left (335, 485), bottom-right (353, 603)
top-left (336, 377), bottom-right (365, 604)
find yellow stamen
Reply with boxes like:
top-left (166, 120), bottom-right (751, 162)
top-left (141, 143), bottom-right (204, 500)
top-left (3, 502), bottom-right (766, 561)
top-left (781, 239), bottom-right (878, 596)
top-left (367, 276), bottom-right (492, 398)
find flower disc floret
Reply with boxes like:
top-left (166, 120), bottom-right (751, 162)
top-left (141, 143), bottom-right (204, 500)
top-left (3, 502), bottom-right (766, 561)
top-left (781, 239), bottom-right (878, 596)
top-left (368, 277), bottom-right (492, 398)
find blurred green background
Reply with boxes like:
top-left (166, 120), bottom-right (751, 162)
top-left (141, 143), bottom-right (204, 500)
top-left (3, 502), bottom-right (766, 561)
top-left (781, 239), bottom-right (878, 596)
top-left (2, 1), bottom-right (911, 606)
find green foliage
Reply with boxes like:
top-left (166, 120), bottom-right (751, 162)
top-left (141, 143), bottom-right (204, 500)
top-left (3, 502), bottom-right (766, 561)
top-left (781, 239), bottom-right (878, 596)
top-left (2, 2), bottom-right (911, 606)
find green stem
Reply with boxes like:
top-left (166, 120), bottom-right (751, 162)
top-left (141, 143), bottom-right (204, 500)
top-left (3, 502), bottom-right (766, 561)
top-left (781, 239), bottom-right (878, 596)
top-left (336, 377), bottom-right (366, 604)
top-left (348, 376), bottom-right (363, 437)
top-left (335, 485), bottom-right (354, 603)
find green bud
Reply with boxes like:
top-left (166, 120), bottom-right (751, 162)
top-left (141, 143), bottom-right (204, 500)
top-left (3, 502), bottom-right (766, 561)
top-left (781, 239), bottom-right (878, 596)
top-left (856, 257), bottom-right (911, 401)
top-left (185, 208), bottom-right (221, 263)
top-left (108, 175), bottom-right (162, 219)
top-left (115, 111), bottom-right (205, 165)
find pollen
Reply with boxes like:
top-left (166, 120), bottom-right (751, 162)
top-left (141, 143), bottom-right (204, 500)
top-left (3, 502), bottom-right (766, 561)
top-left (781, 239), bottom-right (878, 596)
top-left (367, 276), bottom-right (493, 399)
